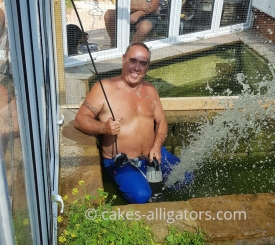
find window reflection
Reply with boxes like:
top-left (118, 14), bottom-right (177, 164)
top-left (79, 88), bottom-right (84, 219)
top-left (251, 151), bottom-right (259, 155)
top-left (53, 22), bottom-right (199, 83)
top-left (64, 0), bottom-right (251, 55)
top-left (1, 80), bottom-right (33, 245)
top-left (0, 2), bottom-right (32, 243)
top-left (65, 0), bottom-right (117, 56)
top-left (129, 0), bottom-right (170, 43)
top-left (220, 0), bottom-right (250, 27)
top-left (179, 0), bottom-right (215, 35)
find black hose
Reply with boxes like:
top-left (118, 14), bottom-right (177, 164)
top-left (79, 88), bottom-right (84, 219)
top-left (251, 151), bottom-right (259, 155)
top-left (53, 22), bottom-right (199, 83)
top-left (70, 0), bottom-right (118, 154)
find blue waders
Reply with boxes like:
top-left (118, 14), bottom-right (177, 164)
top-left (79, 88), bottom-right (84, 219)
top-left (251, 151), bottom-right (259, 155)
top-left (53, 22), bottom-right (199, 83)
top-left (103, 147), bottom-right (194, 204)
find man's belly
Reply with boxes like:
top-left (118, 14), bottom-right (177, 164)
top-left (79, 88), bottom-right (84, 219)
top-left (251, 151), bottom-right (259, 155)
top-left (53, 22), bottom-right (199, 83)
top-left (101, 123), bottom-right (155, 159)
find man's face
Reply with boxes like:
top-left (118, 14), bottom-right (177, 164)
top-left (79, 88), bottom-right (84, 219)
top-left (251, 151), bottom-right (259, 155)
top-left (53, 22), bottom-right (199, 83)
top-left (122, 45), bottom-right (150, 86)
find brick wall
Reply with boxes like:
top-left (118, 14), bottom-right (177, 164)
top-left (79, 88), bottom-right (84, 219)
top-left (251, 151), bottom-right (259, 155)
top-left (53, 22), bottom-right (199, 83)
top-left (253, 9), bottom-right (275, 43)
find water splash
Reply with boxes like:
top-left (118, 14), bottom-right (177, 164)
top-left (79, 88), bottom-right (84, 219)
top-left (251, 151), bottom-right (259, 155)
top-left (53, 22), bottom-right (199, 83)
top-left (165, 68), bottom-right (275, 188)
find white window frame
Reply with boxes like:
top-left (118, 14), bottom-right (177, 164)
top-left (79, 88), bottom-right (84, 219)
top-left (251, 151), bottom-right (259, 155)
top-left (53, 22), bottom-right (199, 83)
top-left (5, 0), bottom-right (61, 244)
top-left (252, 0), bottom-right (275, 18)
top-left (214, 0), bottom-right (253, 36)
top-left (63, 0), bottom-right (253, 68)
top-left (63, 0), bottom-right (130, 67)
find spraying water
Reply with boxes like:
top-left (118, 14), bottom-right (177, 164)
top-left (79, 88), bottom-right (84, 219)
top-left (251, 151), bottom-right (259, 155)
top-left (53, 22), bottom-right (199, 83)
top-left (165, 67), bottom-right (275, 188)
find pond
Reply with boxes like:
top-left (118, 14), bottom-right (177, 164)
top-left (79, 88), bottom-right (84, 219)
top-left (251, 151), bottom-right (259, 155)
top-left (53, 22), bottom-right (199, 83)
top-left (99, 41), bottom-right (275, 205)
top-left (102, 119), bottom-right (275, 205)
top-left (89, 42), bottom-right (273, 97)
top-left (167, 153), bottom-right (275, 202)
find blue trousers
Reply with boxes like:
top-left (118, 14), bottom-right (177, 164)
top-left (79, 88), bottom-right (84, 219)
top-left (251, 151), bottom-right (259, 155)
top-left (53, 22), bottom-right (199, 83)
top-left (103, 147), bottom-right (193, 204)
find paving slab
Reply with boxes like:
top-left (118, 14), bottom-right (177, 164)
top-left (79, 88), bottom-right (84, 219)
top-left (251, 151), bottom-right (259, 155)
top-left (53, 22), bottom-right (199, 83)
top-left (188, 193), bottom-right (275, 242)
top-left (59, 108), bottom-right (103, 200)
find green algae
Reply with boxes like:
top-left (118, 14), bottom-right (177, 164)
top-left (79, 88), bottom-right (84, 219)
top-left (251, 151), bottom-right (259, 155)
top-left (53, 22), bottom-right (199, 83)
top-left (145, 43), bottom-right (273, 97)
top-left (89, 42), bottom-right (273, 97)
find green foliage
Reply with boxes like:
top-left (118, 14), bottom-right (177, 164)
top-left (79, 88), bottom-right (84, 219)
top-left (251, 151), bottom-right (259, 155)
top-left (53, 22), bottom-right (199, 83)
top-left (65, 0), bottom-right (73, 8)
top-left (56, 181), bottom-right (207, 245)
top-left (57, 181), bottom-right (156, 245)
top-left (163, 226), bottom-right (207, 245)
top-left (65, 0), bottom-right (81, 9)
top-left (13, 210), bottom-right (32, 245)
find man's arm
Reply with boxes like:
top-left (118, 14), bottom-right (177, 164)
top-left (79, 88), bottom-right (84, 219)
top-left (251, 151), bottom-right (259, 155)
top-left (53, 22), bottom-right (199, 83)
top-left (154, 117), bottom-right (167, 149)
top-left (131, 0), bottom-right (159, 13)
top-left (149, 91), bottom-right (168, 163)
top-left (74, 82), bottom-right (120, 135)
top-left (130, 0), bottom-right (159, 24)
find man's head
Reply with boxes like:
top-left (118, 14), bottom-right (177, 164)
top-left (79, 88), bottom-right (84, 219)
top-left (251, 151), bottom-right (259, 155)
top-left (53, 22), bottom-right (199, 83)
top-left (124, 43), bottom-right (151, 61)
top-left (122, 43), bottom-right (151, 86)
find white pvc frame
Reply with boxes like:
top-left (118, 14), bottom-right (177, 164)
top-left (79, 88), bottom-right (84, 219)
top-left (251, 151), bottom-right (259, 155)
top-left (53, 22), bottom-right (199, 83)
top-left (4, 0), bottom-right (61, 244)
top-left (63, 0), bottom-right (253, 68)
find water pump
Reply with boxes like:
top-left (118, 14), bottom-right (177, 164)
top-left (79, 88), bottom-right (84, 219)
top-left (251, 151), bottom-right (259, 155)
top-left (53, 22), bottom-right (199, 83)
top-left (146, 157), bottom-right (165, 202)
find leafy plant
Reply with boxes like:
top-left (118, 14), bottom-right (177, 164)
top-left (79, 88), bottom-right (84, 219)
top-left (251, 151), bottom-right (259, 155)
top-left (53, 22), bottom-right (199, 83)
top-left (13, 209), bottom-right (32, 245)
top-left (56, 180), bottom-right (207, 245)
top-left (163, 226), bottom-right (207, 245)
top-left (65, 0), bottom-right (81, 10)
top-left (65, 0), bottom-right (72, 9)
top-left (56, 181), bottom-right (157, 245)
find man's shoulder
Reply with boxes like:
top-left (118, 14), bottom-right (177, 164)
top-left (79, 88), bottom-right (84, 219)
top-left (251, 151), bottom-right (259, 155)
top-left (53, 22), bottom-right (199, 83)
top-left (93, 76), bottom-right (119, 88)
top-left (142, 81), bottom-right (160, 95)
top-left (102, 75), bottom-right (121, 83)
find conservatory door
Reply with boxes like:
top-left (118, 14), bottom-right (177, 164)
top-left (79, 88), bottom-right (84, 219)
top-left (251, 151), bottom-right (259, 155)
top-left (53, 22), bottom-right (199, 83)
top-left (2, 0), bottom-right (61, 244)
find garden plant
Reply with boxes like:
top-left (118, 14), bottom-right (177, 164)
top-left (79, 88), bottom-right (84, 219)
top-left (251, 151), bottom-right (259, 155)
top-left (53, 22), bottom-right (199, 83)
top-left (56, 180), bottom-right (207, 245)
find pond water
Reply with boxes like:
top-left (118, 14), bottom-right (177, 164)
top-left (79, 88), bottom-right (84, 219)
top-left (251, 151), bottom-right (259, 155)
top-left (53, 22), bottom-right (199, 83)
top-left (90, 42), bottom-right (273, 97)
top-left (165, 152), bottom-right (275, 202)
top-left (102, 120), bottom-right (275, 205)
top-left (100, 42), bottom-right (275, 205)
top-left (162, 71), bottom-right (275, 204)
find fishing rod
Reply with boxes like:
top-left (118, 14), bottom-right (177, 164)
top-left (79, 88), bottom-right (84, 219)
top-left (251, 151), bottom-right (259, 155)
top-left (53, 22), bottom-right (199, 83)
top-left (70, 0), bottom-right (118, 154)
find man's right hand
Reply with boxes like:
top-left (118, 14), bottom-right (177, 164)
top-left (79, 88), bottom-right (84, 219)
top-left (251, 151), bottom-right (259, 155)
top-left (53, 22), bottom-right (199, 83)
top-left (102, 118), bottom-right (121, 135)
top-left (139, 2), bottom-right (152, 13)
top-left (131, 1), bottom-right (151, 12)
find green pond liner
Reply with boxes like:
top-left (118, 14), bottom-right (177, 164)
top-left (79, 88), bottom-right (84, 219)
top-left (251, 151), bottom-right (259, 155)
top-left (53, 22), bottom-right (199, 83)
top-left (89, 42), bottom-right (273, 97)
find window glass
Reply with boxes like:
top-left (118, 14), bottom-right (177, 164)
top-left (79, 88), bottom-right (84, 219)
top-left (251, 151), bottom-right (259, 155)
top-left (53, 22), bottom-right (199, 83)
top-left (65, 0), bottom-right (117, 56)
top-left (220, 0), bottom-right (250, 27)
top-left (0, 2), bottom-right (32, 244)
top-left (129, 0), bottom-right (170, 43)
top-left (179, 0), bottom-right (215, 35)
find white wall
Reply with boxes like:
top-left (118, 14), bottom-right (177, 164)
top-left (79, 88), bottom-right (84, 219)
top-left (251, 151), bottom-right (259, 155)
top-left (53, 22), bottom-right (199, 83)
top-left (252, 0), bottom-right (275, 18)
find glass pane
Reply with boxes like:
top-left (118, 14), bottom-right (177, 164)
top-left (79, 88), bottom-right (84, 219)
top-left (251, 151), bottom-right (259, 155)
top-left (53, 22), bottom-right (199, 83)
top-left (65, 0), bottom-right (117, 56)
top-left (0, 4), bottom-right (32, 244)
top-left (179, 0), bottom-right (215, 35)
top-left (129, 0), bottom-right (170, 43)
top-left (220, 0), bottom-right (250, 27)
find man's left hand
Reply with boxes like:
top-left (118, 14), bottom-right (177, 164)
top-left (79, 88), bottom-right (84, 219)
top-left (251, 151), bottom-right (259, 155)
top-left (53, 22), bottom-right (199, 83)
top-left (149, 147), bottom-right (162, 164)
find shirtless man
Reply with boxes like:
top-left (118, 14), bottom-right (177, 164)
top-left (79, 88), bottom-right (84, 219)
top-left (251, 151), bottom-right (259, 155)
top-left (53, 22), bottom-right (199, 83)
top-left (104, 0), bottom-right (159, 47)
top-left (74, 43), bottom-right (168, 203)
